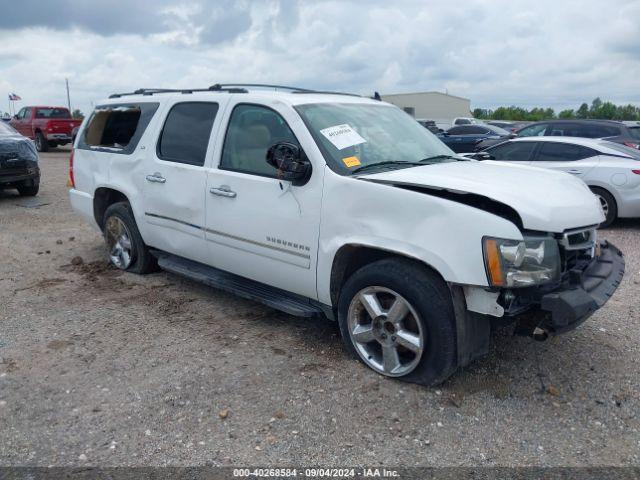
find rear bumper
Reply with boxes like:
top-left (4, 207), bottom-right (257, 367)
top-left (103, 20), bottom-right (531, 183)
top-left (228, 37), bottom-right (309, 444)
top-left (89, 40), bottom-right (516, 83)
top-left (69, 188), bottom-right (99, 229)
top-left (525, 241), bottom-right (624, 333)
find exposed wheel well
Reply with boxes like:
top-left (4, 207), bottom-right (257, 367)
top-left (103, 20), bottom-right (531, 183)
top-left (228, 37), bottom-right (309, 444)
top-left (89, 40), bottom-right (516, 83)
top-left (93, 188), bottom-right (130, 230)
top-left (329, 245), bottom-right (446, 307)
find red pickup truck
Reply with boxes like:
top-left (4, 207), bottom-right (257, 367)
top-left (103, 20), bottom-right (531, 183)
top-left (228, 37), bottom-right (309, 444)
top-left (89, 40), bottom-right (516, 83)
top-left (10, 106), bottom-right (82, 152)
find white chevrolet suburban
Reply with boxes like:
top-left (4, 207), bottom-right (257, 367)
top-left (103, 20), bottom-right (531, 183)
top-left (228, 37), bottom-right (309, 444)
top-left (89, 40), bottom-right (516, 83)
top-left (69, 84), bottom-right (624, 386)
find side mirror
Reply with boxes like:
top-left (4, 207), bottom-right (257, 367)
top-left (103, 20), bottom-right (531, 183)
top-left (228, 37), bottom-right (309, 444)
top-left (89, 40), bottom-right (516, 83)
top-left (266, 142), bottom-right (311, 186)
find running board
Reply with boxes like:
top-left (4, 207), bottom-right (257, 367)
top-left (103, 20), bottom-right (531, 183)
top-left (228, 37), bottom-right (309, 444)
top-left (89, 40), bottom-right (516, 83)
top-left (155, 252), bottom-right (325, 318)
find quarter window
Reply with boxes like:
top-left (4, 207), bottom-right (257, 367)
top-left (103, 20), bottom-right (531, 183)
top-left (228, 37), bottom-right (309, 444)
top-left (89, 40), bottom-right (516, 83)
top-left (535, 143), bottom-right (595, 162)
top-left (220, 104), bottom-right (299, 177)
top-left (80, 102), bottom-right (159, 154)
top-left (517, 123), bottom-right (547, 137)
top-left (157, 102), bottom-right (219, 166)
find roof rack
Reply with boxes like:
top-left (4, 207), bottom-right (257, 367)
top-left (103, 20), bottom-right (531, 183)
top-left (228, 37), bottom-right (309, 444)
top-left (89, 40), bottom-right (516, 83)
top-left (108, 84), bottom-right (362, 99)
top-left (109, 85), bottom-right (248, 99)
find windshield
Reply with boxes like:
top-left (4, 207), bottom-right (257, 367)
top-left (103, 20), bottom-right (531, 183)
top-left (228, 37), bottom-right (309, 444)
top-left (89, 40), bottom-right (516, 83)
top-left (295, 103), bottom-right (459, 175)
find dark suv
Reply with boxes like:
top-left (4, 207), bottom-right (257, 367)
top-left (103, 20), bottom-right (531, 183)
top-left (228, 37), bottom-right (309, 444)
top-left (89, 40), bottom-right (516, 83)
top-left (516, 120), bottom-right (640, 148)
top-left (0, 121), bottom-right (40, 196)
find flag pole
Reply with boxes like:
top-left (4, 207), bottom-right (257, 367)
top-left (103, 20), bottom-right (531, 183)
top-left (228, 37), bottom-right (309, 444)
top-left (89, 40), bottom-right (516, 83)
top-left (65, 78), bottom-right (71, 112)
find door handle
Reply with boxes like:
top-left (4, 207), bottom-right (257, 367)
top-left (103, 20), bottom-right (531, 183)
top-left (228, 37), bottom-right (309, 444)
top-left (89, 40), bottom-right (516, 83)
top-left (146, 173), bottom-right (166, 183)
top-left (567, 169), bottom-right (582, 174)
top-left (209, 185), bottom-right (237, 198)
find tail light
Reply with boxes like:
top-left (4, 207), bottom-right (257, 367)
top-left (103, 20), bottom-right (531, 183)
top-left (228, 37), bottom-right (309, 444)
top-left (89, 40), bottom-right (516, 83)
top-left (623, 142), bottom-right (640, 149)
top-left (632, 170), bottom-right (640, 175)
top-left (68, 148), bottom-right (75, 188)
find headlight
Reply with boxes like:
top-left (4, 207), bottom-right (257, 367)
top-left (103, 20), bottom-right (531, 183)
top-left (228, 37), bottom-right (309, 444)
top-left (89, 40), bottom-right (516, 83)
top-left (483, 236), bottom-right (560, 287)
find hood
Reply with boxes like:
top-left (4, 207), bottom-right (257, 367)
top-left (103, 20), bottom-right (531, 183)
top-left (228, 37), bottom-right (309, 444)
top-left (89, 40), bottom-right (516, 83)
top-left (363, 160), bottom-right (604, 233)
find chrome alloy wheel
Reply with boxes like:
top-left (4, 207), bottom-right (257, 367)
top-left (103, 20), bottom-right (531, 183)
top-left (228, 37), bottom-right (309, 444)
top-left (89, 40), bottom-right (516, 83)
top-left (596, 194), bottom-right (609, 217)
top-left (347, 286), bottom-right (425, 377)
top-left (105, 216), bottom-right (134, 269)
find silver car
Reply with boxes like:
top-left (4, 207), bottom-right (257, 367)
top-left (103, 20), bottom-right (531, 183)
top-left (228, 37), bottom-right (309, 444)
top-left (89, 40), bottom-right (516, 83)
top-left (473, 136), bottom-right (640, 227)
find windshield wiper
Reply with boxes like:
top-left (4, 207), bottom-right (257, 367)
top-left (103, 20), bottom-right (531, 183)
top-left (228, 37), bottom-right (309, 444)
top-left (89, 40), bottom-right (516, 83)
top-left (351, 161), bottom-right (424, 175)
top-left (418, 154), bottom-right (466, 163)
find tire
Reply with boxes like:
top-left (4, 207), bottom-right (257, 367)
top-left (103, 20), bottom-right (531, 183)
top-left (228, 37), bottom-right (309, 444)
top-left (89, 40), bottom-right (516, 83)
top-left (35, 132), bottom-right (48, 152)
top-left (590, 187), bottom-right (617, 228)
top-left (102, 202), bottom-right (158, 274)
top-left (338, 258), bottom-right (457, 386)
top-left (17, 183), bottom-right (39, 196)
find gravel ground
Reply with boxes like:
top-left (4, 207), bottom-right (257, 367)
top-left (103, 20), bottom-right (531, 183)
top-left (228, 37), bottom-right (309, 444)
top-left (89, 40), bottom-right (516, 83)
top-left (0, 148), bottom-right (639, 467)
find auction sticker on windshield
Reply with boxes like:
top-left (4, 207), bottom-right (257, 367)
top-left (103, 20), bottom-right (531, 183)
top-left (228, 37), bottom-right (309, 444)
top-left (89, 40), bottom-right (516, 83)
top-left (320, 124), bottom-right (366, 150)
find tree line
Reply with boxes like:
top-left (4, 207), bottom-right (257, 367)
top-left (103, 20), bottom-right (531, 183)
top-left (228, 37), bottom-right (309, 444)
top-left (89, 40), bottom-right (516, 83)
top-left (472, 98), bottom-right (640, 122)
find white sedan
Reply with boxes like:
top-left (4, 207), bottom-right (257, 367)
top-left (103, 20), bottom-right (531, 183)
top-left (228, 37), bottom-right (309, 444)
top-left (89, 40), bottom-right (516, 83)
top-left (473, 136), bottom-right (640, 227)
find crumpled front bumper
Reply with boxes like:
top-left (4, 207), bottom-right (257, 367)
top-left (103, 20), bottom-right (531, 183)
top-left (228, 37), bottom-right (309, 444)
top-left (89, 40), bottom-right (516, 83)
top-left (538, 240), bottom-right (624, 333)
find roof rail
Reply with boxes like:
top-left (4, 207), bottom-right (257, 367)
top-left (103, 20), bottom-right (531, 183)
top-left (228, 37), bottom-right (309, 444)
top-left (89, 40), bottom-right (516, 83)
top-left (108, 86), bottom-right (248, 99)
top-left (208, 83), bottom-right (314, 92)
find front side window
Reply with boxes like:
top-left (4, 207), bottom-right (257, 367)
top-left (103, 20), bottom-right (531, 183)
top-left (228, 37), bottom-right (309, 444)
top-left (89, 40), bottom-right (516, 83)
top-left (487, 141), bottom-right (537, 161)
top-left (78, 102), bottom-right (159, 154)
top-left (517, 123), bottom-right (547, 137)
top-left (535, 143), bottom-right (595, 162)
top-left (296, 102), bottom-right (458, 175)
top-left (220, 104), bottom-right (299, 177)
top-left (157, 102), bottom-right (219, 166)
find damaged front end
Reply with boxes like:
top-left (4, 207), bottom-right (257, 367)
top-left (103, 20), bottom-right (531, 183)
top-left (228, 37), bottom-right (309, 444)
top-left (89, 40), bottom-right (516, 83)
top-left (484, 226), bottom-right (625, 337)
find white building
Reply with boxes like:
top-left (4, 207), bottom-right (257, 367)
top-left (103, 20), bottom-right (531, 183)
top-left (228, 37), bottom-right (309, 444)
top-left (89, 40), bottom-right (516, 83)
top-left (382, 91), bottom-right (472, 129)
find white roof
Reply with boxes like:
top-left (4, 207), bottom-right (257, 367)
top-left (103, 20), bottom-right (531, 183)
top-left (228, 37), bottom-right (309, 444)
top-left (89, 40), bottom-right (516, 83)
top-left (509, 136), bottom-right (635, 156)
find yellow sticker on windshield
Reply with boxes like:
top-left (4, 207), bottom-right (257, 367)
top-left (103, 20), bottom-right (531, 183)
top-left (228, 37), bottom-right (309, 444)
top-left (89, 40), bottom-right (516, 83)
top-left (342, 156), bottom-right (361, 167)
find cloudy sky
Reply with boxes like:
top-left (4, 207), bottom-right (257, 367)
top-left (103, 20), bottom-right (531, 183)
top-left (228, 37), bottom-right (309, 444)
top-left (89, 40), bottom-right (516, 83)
top-left (1, 0), bottom-right (639, 115)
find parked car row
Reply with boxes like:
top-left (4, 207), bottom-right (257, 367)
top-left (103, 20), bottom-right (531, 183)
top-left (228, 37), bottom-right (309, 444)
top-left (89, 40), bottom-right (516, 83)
top-left (467, 137), bottom-right (640, 227)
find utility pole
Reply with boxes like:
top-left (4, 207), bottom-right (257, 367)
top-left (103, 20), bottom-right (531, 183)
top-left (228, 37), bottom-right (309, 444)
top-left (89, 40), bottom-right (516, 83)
top-left (65, 78), bottom-right (71, 112)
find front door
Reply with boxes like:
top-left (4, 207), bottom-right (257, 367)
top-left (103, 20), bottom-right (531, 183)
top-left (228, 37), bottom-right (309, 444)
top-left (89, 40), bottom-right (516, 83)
top-left (141, 100), bottom-right (226, 265)
top-left (204, 101), bottom-right (322, 300)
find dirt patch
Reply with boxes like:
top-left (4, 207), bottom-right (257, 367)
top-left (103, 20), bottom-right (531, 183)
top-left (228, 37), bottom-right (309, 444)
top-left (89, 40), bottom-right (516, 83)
top-left (14, 277), bottom-right (67, 293)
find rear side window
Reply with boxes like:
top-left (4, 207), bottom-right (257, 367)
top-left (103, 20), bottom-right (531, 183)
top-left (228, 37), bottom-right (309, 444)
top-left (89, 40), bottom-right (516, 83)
top-left (78, 103), bottom-right (159, 155)
top-left (35, 108), bottom-right (71, 119)
top-left (487, 141), bottom-right (536, 161)
top-left (517, 123), bottom-right (547, 137)
top-left (534, 143), bottom-right (595, 162)
top-left (157, 102), bottom-right (219, 166)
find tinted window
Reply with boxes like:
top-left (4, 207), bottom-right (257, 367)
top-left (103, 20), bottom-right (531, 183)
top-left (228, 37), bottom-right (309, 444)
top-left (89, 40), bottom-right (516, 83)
top-left (628, 127), bottom-right (640, 140)
top-left (220, 104), bottom-right (298, 177)
top-left (535, 143), bottom-right (595, 162)
top-left (79, 103), bottom-right (159, 155)
top-left (487, 142), bottom-right (537, 161)
top-left (448, 126), bottom-right (486, 134)
top-left (517, 123), bottom-right (547, 137)
top-left (35, 108), bottom-right (71, 119)
top-left (454, 118), bottom-right (471, 125)
top-left (578, 124), bottom-right (622, 138)
top-left (157, 102), bottom-right (218, 166)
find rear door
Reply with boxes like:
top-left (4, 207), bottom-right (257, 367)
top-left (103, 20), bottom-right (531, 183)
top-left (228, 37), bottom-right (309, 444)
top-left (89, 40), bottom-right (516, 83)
top-left (140, 99), bottom-right (229, 265)
top-left (531, 142), bottom-right (600, 178)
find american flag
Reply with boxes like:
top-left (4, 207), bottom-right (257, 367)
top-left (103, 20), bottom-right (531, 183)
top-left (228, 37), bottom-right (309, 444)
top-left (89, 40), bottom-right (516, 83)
top-left (8, 93), bottom-right (21, 101)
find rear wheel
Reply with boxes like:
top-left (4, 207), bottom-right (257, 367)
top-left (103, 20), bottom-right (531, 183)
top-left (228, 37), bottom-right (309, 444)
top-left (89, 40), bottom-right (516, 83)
top-left (103, 202), bottom-right (157, 274)
top-left (35, 132), bottom-right (48, 152)
top-left (590, 187), bottom-right (617, 228)
top-left (338, 258), bottom-right (457, 386)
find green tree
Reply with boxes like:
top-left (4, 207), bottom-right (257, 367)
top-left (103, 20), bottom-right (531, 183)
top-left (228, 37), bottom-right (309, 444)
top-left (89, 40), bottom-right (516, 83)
top-left (558, 109), bottom-right (575, 119)
top-left (576, 103), bottom-right (589, 119)
top-left (71, 109), bottom-right (84, 119)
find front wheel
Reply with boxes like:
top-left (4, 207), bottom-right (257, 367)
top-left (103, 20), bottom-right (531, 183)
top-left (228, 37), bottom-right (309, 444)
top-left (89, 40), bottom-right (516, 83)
top-left (17, 182), bottom-right (39, 196)
top-left (103, 202), bottom-right (158, 274)
top-left (590, 187), bottom-right (617, 228)
top-left (338, 258), bottom-right (457, 386)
